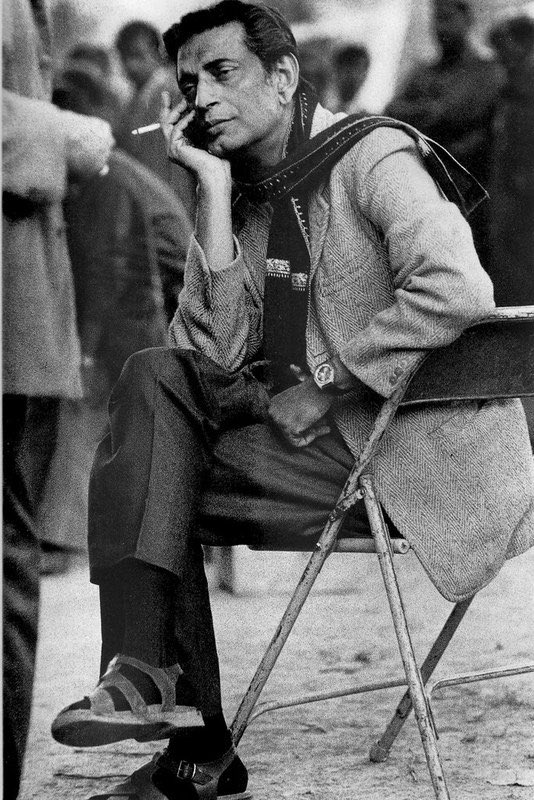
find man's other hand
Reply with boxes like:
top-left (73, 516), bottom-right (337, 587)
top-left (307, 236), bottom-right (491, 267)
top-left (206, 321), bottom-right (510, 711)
top-left (268, 368), bottom-right (334, 448)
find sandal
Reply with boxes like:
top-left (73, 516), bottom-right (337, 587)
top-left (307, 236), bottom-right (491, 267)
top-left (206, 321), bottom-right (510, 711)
top-left (51, 655), bottom-right (203, 747)
top-left (87, 748), bottom-right (252, 799)
top-left (153, 745), bottom-right (252, 799)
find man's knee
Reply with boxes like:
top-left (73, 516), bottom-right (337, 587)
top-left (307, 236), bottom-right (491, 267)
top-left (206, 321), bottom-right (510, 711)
top-left (113, 347), bottom-right (197, 401)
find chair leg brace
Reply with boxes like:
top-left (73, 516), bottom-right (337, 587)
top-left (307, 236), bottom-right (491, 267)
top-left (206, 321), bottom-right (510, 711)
top-left (369, 596), bottom-right (474, 763)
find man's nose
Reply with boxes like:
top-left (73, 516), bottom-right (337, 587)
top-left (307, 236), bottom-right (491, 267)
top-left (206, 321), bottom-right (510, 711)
top-left (194, 77), bottom-right (217, 110)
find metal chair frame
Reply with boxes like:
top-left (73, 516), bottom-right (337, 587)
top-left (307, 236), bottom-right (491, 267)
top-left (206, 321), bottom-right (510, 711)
top-left (229, 306), bottom-right (534, 800)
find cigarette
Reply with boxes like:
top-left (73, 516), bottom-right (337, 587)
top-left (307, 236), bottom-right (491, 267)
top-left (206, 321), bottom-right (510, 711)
top-left (131, 122), bottom-right (161, 136)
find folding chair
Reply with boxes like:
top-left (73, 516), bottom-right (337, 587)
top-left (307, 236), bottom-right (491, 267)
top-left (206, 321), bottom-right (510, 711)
top-left (229, 306), bottom-right (534, 800)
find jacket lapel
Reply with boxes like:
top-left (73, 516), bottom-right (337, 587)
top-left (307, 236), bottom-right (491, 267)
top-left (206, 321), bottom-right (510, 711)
top-left (309, 180), bottom-right (330, 280)
top-left (307, 104), bottom-right (342, 281)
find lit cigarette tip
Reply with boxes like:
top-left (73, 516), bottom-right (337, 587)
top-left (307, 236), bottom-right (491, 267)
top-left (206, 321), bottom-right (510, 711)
top-left (131, 122), bottom-right (161, 136)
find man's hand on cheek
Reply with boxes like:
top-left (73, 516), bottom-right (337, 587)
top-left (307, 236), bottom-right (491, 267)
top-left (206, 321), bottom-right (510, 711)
top-left (267, 370), bottom-right (335, 448)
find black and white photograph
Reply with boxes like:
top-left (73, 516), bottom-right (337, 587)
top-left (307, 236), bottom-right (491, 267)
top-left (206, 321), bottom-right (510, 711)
top-left (3, 0), bottom-right (534, 798)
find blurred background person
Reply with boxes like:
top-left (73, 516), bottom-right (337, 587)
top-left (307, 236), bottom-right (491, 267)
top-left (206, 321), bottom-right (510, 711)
top-left (332, 43), bottom-right (371, 114)
top-left (2, 0), bottom-right (113, 795)
top-left (298, 39), bottom-right (370, 114)
top-left (487, 14), bottom-right (534, 307)
top-left (33, 62), bottom-right (192, 564)
top-left (385, 0), bottom-right (502, 267)
top-left (61, 42), bottom-right (132, 111)
top-left (298, 36), bottom-right (336, 108)
top-left (114, 19), bottom-right (195, 218)
top-left (487, 12), bottom-right (534, 445)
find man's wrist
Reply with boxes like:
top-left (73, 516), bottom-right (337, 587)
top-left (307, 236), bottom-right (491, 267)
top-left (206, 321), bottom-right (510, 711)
top-left (330, 355), bottom-right (356, 391)
top-left (313, 355), bottom-right (356, 394)
top-left (196, 162), bottom-right (232, 195)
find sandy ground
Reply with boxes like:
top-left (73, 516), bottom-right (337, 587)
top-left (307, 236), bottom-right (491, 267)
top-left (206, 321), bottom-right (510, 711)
top-left (20, 545), bottom-right (534, 800)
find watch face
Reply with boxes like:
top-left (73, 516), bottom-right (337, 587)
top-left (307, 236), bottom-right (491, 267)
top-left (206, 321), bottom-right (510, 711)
top-left (315, 362), bottom-right (335, 387)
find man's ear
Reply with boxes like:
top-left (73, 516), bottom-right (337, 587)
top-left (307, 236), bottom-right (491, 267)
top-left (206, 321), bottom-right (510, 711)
top-left (273, 53), bottom-right (299, 104)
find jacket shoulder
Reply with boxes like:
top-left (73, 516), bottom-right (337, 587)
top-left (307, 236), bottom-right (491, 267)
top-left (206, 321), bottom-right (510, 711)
top-left (335, 125), bottom-right (420, 183)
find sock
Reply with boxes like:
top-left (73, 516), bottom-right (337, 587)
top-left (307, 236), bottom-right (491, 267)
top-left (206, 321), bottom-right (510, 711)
top-left (64, 661), bottom-right (198, 713)
top-left (166, 711), bottom-right (232, 761)
top-left (105, 662), bottom-right (198, 711)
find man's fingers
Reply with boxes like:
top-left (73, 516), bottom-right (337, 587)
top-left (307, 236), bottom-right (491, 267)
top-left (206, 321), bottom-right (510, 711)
top-left (161, 90), bottom-right (171, 114)
top-left (289, 364), bottom-right (307, 383)
top-left (160, 95), bottom-right (190, 128)
top-left (287, 422), bottom-right (331, 448)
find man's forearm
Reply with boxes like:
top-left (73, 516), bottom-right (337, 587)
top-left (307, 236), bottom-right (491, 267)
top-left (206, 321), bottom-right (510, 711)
top-left (194, 167), bottom-right (234, 272)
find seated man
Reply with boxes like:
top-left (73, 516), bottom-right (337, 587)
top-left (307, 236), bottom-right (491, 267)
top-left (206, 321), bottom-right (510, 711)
top-left (51, 2), bottom-right (534, 799)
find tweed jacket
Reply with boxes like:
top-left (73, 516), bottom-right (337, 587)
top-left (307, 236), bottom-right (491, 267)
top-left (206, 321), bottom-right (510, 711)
top-left (170, 105), bottom-right (534, 602)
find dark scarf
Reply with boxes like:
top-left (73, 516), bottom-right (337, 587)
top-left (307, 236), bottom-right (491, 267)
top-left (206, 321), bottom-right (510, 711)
top-left (236, 84), bottom-right (488, 394)
top-left (261, 83), bottom-right (318, 393)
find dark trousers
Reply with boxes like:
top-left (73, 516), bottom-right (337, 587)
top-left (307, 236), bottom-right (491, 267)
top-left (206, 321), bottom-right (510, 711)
top-left (3, 395), bottom-right (44, 800)
top-left (90, 348), bottom-right (367, 715)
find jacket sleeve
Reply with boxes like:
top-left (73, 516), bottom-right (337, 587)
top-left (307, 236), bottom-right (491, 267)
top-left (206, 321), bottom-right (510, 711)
top-left (2, 90), bottom-right (112, 203)
top-left (2, 90), bottom-right (68, 202)
top-left (153, 204), bottom-right (192, 322)
top-left (337, 127), bottom-right (495, 397)
top-left (168, 235), bottom-right (262, 370)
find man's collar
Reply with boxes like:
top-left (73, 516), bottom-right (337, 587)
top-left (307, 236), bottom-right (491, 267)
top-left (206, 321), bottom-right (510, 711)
top-left (310, 103), bottom-right (346, 139)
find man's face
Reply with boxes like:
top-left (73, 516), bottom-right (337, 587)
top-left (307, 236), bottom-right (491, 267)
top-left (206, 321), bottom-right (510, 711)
top-left (176, 22), bottom-right (286, 159)
top-left (120, 35), bottom-right (160, 89)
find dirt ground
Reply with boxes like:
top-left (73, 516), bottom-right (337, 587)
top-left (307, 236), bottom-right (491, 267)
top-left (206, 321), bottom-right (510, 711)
top-left (20, 545), bottom-right (534, 800)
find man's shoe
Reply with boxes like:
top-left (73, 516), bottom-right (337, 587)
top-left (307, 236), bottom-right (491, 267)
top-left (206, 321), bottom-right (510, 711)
top-left (87, 749), bottom-right (252, 799)
top-left (51, 654), bottom-right (203, 747)
top-left (153, 745), bottom-right (252, 799)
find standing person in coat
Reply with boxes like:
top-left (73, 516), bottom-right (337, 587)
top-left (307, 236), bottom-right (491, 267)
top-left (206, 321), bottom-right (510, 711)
top-left (2, 0), bottom-right (113, 796)
top-left (487, 14), bottom-right (534, 445)
top-left (115, 20), bottom-right (196, 220)
top-left (385, 0), bottom-right (502, 266)
top-left (486, 14), bottom-right (534, 307)
top-left (51, 3), bottom-right (534, 799)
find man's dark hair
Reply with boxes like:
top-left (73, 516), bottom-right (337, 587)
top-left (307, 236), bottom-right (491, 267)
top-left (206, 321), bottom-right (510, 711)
top-left (116, 20), bottom-right (162, 56)
top-left (163, 0), bottom-right (298, 71)
top-left (67, 44), bottom-right (112, 76)
top-left (53, 66), bottom-right (119, 121)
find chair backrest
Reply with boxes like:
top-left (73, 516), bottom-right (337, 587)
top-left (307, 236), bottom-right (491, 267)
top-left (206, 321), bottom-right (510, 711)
top-left (401, 307), bottom-right (534, 407)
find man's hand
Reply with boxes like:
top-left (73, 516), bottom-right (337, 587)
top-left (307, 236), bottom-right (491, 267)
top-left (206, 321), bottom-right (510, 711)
top-left (160, 93), bottom-right (230, 184)
top-left (268, 367), bottom-right (334, 448)
top-left (160, 92), bottom-right (233, 271)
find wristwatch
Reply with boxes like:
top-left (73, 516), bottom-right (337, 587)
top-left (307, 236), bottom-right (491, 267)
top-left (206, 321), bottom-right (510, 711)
top-left (313, 361), bottom-right (337, 392)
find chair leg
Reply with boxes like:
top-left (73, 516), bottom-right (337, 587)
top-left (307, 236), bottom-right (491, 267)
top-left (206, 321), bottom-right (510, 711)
top-left (217, 546), bottom-right (235, 593)
top-left (230, 514), bottom-right (345, 746)
top-left (360, 473), bottom-right (450, 800)
top-left (370, 597), bottom-right (474, 763)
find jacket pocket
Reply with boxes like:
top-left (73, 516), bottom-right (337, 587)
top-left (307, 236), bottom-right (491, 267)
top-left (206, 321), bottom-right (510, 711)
top-left (428, 400), bottom-right (502, 459)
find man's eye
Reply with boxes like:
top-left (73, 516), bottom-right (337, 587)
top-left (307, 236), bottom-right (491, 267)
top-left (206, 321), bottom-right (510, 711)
top-left (181, 84), bottom-right (195, 98)
top-left (216, 67), bottom-right (234, 79)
